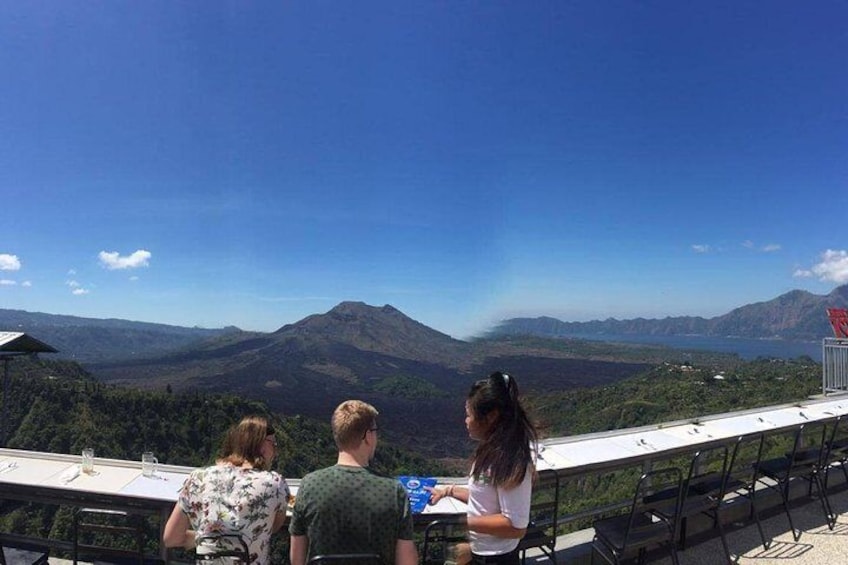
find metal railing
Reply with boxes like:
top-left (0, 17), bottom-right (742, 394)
top-left (823, 338), bottom-right (848, 394)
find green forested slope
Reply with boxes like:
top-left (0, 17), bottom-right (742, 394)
top-left (4, 357), bottom-right (444, 476)
top-left (531, 357), bottom-right (821, 437)
top-left (0, 357), bottom-right (448, 563)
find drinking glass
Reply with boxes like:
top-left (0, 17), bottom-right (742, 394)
top-left (142, 451), bottom-right (158, 477)
top-left (81, 448), bottom-right (95, 474)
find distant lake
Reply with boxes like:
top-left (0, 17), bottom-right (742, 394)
top-left (564, 333), bottom-right (823, 362)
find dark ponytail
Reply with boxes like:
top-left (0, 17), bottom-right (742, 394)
top-left (468, 372), bottom-right (538, 488)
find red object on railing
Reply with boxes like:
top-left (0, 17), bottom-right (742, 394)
top-left (827, 308), bottom-right (848, 338)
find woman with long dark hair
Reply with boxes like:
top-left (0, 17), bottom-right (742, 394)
top-left (428, 371), bottom-right (538, 564)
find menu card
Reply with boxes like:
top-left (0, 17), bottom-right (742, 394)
top-left (397, 476), bottom-right (437, 514)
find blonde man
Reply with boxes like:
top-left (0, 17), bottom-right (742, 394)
top-left (289, 400), bottom-right (417, 565)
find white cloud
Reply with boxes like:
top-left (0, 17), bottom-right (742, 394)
top-left (0, 254), bottom-right (21, 271)
top-left (98, 249), bottom-right (152, 270)
top-left (742, 241), bottom-right (781, 253)
top-left (808, 249), bottom-right (848, 284)
top-left (129, 275), bottom-right (139, 282)
top-left (691, 244), bottom-right (711, 253)
top-left (0, 279), bottom-right (16, 286)
top-left (67, 269), bottom-right (77, 275)
top-left (793, 269), bottom-right (813, 278)
top-left (21, 280), bottom-right (32, 287)
top-left (66, 279), bottom-right (90, 294)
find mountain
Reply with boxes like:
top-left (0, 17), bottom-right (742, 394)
top-left (491, 285), bottom-right (848, 341)
top-left (0, 308), bottom-right (241, 363)
top-left (274, 301), bottom-right (467, 364)
top-left (89, 302), bottom-right (655, 457)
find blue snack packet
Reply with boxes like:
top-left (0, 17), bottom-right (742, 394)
top-left (397, 475), bottom-right (438, 514)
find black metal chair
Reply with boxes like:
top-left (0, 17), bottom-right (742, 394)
top-left (421, 517), bottom-right (467, 565)
top-left (0, 541), bottom-right (49, 565)
top-left (753, 422), bottom-right (835, 541)
top-left (307, 554), bottom-right (383, 565)
top-left (823, 414), bottom-right (848, 490)
top-left (73, 507), bottom-right (146, 565)
top-left (517, 469), bottom-right (559, 564)
top-left (689, 434), bottom-right (770, 555)
top-left (591, 466), bottom-right (683, 565)
top-left (662, 444), bottom-right (733, 563)
top-left (195, 532), bottom-right (251, 563)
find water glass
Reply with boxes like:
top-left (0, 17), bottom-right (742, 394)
top-left (81, 448), bottom-right (95, 474)
top-left (142, 451), bottom-right (158, 477)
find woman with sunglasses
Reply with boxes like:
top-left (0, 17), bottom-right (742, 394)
top-left (429, 372), bottom-right (538, 565)
top-left (164, 415), bottom-right (290, 563)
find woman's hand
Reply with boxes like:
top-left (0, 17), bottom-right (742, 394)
top-left (426, 484), bottom-right (468, 504)
top-left (424, 485), bottom-right (449, 505)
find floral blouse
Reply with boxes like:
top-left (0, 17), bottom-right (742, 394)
top-left (178, 464), bottom-right (289, 564)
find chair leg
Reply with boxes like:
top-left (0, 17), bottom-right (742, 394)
top-left (715, 511), bottom-right (733, 564)
top-left (813, 472), bottom-right (835, 529)
top-left (669, 543), bottom-right (680, 565)
top-left (749, 484), bottom-right (770, 550)
top-left (779, 482), bottom-right (800, 541)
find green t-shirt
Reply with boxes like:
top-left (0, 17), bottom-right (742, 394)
top-left (289, 465), bottom-right (414, 564)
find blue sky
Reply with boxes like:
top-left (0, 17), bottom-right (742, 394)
top-left (1, 2), bottom-right (847, 339)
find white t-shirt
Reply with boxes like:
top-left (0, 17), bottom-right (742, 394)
top-left (466, 466), bottom-right (533, 555)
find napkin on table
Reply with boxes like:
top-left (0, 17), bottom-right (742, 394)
top-left (60, 465), bottom-right (81, 484)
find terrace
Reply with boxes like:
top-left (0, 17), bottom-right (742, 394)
top-left (3, 394), bottom-right (848, 564)
top-left (3, 335), bottom-right (848, 564)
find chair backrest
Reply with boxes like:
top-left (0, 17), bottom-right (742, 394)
top-left (307, 554), bottom-right (383, 565)
top-left (421, 517), bottom-right (466, 565)
top-left (73, 507), bottom-right (145, 565)
top-left (685, 443), bottom-right (730, 498)
top-left (518, 469), bottom-right (560, 551)
top-left (626, 466), bottom-right (683, 548)
top-left (788, 422), bottom-right (829, 470)
top-left (195, 533), bottom-right (251, 563)
top-left (733, 432), bottom-right (767, 483)
top-left (825, 414), bottom-right (848, 461)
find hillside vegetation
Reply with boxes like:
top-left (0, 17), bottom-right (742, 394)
top-left (1, 356), bottom-right (452, 563)
top-left (4, 357), bottom-right (443, 476)
top-left (530, 357), bottom-right (821, 437)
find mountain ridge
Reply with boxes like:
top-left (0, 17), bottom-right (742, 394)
top-left (491, 285), bottom-right (848, 341)
top-left (0, 308), bottom-right (240, 362)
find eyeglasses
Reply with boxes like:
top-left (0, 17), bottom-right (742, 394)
top-left (264, 436), bottom-right (277, 448)
top-left (362, 426), bottom-right (379, 440)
